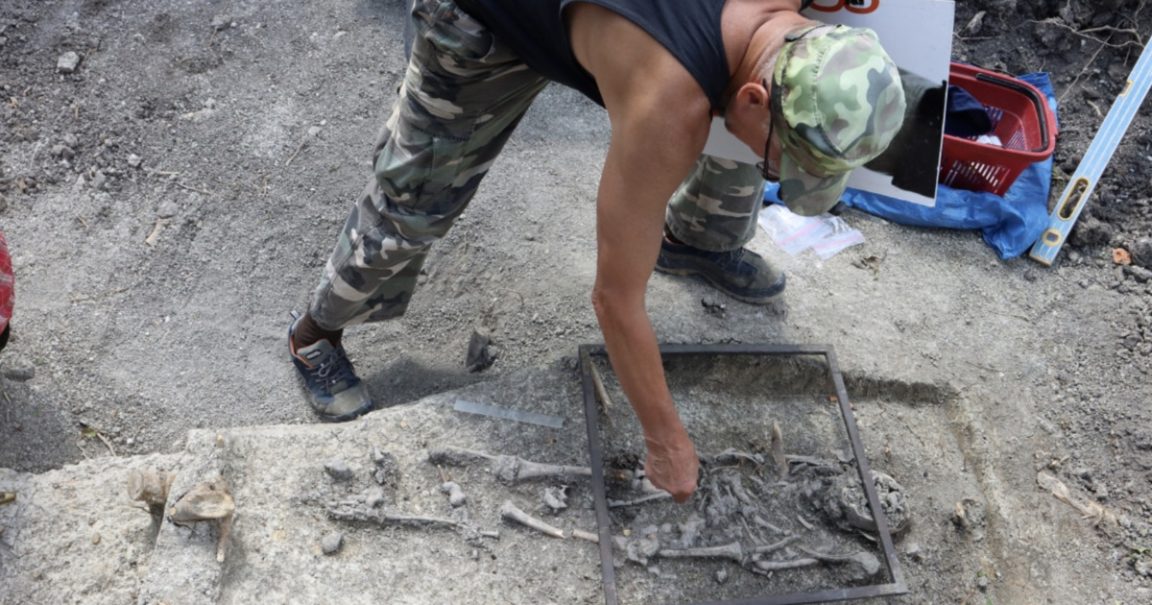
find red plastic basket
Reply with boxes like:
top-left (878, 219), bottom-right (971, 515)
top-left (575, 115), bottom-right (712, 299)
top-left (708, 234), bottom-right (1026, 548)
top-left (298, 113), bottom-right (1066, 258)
top-left (940, 63), bottom-right (1057, 196)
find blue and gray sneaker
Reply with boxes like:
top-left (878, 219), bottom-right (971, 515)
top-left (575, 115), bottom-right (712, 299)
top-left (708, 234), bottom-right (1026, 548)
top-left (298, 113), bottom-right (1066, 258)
top-left (655, 237), bottom-right (786, 304)
top-left (289, 320), bottom-right (374, 422)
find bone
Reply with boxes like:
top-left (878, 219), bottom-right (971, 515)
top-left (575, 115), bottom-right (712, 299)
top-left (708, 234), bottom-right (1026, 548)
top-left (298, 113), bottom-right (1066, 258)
top-left (127, 469), bottom-right (175, 507)
top-left (439, 482), bottom-right (467, 507)
top-left (499, 500), bottom-right (565, 539)
top-left (429, 447), bottom-right (591, 484)
top-left (167, 479), bottom-right (236, 563)
top-left (786, 455), bottom-right (843, 475)
top-left (589, 363), bottom-right (614, 409)
top-left (607, 491), bottom-right (672, 508)
top-left (769, 422), bottom-right (789, 479)
top-left (796, 546), bottom-right (882, 577)
top-left (542, 485), bottom-right (569, 513)
top-left (570, 528), bottom-right (599, 543)
top-left (657, 542), bottom-right (743, 565)
top-left (748, 535), bottom-right (798, 555)
top-left (702, 449), bottom-right (764, 467)
top-left (327, 503), bottom-right (466, 531)
top-left (753, 557), bottom-right (820, 572)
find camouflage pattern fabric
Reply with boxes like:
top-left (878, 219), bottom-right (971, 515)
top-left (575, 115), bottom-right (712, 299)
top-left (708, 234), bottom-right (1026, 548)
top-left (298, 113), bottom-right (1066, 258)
top-left (666, 155), bottom-right (766, 252)
top-left (771, 24), bottom-right (905, 216)
top-left (309, 0), bottom-right (549, 329)
top-left (309, 0), bottom-right (769, 329)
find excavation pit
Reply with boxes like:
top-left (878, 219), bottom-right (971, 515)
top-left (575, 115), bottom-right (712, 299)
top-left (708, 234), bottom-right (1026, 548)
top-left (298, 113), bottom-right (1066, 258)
top-left (579, 344), bottom-right (908, 605)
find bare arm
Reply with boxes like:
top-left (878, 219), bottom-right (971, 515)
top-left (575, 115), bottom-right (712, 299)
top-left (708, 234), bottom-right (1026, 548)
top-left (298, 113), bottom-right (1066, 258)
top-left (573, 7), bottom-right (713, 501)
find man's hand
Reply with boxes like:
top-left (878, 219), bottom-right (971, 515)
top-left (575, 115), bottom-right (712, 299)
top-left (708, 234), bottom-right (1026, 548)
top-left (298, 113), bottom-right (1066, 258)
top-left (644, 426), bottom-right (700, 502)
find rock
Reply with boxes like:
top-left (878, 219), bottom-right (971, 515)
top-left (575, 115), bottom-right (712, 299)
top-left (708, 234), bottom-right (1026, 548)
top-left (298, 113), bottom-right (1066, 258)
top-left (903, 542), bottom-right (924, 563)
top-left (977, 573), bottom-right (989, 590)
top-left (51, 144), bottom-right (75, 159)
top-left (700, 297), bottom-right (726, 317)
top-left (321, 532), bottom-right (343, 555)
top-left (127, 154), bottom-right (143, 168)
top-left (1130, 237), bottom-right (1152, 269)
top-left (2, 360), bottom-right (36, 382)
top-left (324, 459), bottom-right (354, 481)
top-left (210, 15), bottom-right (234, 31)
top-left (365, 487), bottom-right (386, 508)
top-left (90, 170), bottom-right (107, 191)
top-left (371, 448), bottom-right (399, 486)
top-left (1124, 265), bottom-right (1152, 284)
top-left (465, 330), bottom-right (495, 373)
top-left (439, 482), bottom-right (467, 507)
top-left (56, 51), bottom-right (81, 74)
top-left (156, 199), bottom-right (179, 218)
top-left (1070, 216), bottom-right (1113, 247)
top-left (964, 11), bottom-right (986, 35)
top-left (714, 568), bottom-right (729, 584)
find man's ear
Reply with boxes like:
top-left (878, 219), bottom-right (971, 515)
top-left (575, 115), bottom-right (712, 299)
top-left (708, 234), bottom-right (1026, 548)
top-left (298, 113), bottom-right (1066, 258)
top-left (730, 81), bottom-right (770, 118)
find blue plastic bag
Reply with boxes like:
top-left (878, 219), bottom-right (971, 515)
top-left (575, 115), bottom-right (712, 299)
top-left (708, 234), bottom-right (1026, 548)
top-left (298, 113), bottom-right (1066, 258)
top-left (766, 73), bottom-right (1058, 260)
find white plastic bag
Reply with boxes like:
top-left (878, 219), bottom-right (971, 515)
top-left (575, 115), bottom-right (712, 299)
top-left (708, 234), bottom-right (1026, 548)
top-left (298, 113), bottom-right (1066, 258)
top-left (757, 204), bottom-right (865, 260)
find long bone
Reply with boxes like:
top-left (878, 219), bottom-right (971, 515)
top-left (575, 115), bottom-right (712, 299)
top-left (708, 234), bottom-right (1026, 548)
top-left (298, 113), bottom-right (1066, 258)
top-left (656, 536), bottom-right (797, 566)
top-left (429, 447), bottom-right (592, 484)
top-left (326, 502), bottom-right (501, 541)
top-left (499, 500), bottom-right (566, 539)
top-left (796, 546), bottom-right (882, 577)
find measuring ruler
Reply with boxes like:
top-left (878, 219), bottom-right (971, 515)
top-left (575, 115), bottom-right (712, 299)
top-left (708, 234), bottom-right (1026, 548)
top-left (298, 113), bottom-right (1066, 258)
top-left (1030, 38), bottom-right (1152, 266)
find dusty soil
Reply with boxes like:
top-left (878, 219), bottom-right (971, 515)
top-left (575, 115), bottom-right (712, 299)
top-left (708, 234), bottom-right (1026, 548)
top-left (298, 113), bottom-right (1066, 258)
top-left (2, 0), bottom-right (1152, 602)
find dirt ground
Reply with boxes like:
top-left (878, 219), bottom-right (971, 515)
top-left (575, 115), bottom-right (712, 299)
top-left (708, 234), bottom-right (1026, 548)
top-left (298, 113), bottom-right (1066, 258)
top-left (2, 0), bottom-right (1152, 602)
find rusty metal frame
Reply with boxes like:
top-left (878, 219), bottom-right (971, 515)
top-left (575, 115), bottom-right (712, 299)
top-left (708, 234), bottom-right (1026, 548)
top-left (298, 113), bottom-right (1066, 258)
top-left (578, 343), bottom-right (908, 605)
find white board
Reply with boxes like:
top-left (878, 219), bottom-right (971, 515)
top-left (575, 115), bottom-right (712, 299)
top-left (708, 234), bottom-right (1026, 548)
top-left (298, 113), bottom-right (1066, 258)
top-left (703, 0), bottom-right (955, 207)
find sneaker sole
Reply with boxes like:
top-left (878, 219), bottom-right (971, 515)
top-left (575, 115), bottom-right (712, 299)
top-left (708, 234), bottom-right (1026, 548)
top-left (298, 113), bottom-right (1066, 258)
top-left (654, 263), bottom-right (786, 305)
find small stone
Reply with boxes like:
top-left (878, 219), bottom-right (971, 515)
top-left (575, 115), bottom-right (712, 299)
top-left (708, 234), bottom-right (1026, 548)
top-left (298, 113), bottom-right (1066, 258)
top-left (57, 51), bottom-right (81, 74)
top-left (324, 459), bottom-right (354, 481)
top-left (440, 482), bottom-right (467, 507)
top-left (977, 573), bottom-right (989, 590)
top-left (51, 144), bottom-right (75, 159)
top-left (714, 568), bottom-right (729, 584)
top-left (211, 15), bottom-right (233, 31)
top-left (1130, 237), bottom-right (1152, 268)
top-left (127, 154), bottom-right (143, 168)
top-left (156, 199), bottom-right (179, 219)
top-left (903, 542), bottom-right (924, 563)
top-left (91, 531), bottom-right (101, 545)
top-left (964, 11), bottom-right (986, 35)
top-left (1125, 265), bottom-right (1152, 284)
top-left (90, 171), bottom-right (107, 191)
top-left (2, 361), bottom-right (35, 382)
top-left (365, 488), bottom-right (386, 508)
top-left (321, 532), bottom-right (343, 555)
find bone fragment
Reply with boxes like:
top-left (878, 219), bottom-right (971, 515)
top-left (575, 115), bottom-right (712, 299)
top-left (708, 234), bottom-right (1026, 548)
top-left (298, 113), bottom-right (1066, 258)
top-left (429, 446), bottom-right (591, 484)
top-left (608, 491), bottom-right (672, 508)
top-left (440, 482), bottom-right (467, 507)
top-left (748, 535), bottom-right (798, 555)
top-left (769, 422), bottom-right (789, 479)
top-left (657, 542), bottom-right (743, 565)
top-left (327, 503), bottom-right (465, 531)
top-left (542, 485), bottom-right (569, 513)
top-left (168, 480), bottom-right (235, 563)
top-left (128, 469), bottom-right (176, 506)
top-left (752, 514), bottom-right (786, 535)
top-left (786, 455), bottom-right (842, 475)
top-left (703, 449), bottom-right (764, 467)
top-left (795, 546), bottom-right (882, 577)
top-left (1037, 470), bottom-right (1117, 527)
top-left (589, 363), bottom-right (613, 409)
top-left (499, 500), bottom-right (565, 539)
top-left (753, 557), bottom-right (819, 572)
top-left (570, 528), bottom-right (599, 543)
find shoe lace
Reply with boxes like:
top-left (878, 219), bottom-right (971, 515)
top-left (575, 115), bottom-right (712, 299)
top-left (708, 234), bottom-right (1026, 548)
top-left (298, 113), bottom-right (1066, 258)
top-left (313, 347), bottom-right (357, 388)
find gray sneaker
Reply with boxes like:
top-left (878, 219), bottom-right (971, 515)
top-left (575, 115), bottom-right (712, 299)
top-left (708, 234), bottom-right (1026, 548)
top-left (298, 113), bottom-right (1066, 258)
top-left (655, 238), bottom-right (786, 304)
top-left (289, 320), bottom-right (374, 421)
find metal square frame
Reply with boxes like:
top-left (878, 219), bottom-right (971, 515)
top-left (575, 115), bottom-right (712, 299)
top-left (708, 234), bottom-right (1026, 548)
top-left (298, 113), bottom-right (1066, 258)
top-left (578, 343), bottom-right (908, 605)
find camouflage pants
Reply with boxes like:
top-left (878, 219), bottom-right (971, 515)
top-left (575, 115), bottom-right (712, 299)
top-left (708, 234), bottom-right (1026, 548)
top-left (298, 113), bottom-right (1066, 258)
top-left (309, 0), bottom-right (765, 330)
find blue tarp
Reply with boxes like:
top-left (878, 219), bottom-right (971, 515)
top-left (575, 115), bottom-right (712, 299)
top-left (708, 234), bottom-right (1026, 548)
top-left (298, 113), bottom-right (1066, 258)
top-left (765, 73), bottom-right (1058, 260)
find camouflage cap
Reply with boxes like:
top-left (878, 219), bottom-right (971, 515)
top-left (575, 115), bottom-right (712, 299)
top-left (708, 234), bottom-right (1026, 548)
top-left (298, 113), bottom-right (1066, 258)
top-left (770, 24), bottom-right (905, 215)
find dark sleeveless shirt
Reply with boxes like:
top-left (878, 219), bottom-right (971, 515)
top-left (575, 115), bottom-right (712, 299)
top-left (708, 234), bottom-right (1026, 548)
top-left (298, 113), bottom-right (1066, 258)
top-left (454, 0), bottom-right (731, 109)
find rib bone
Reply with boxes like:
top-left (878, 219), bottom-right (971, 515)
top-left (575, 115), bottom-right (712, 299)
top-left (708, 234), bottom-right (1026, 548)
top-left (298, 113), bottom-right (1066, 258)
top-left (499, 500), bottom-right (565, 539)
